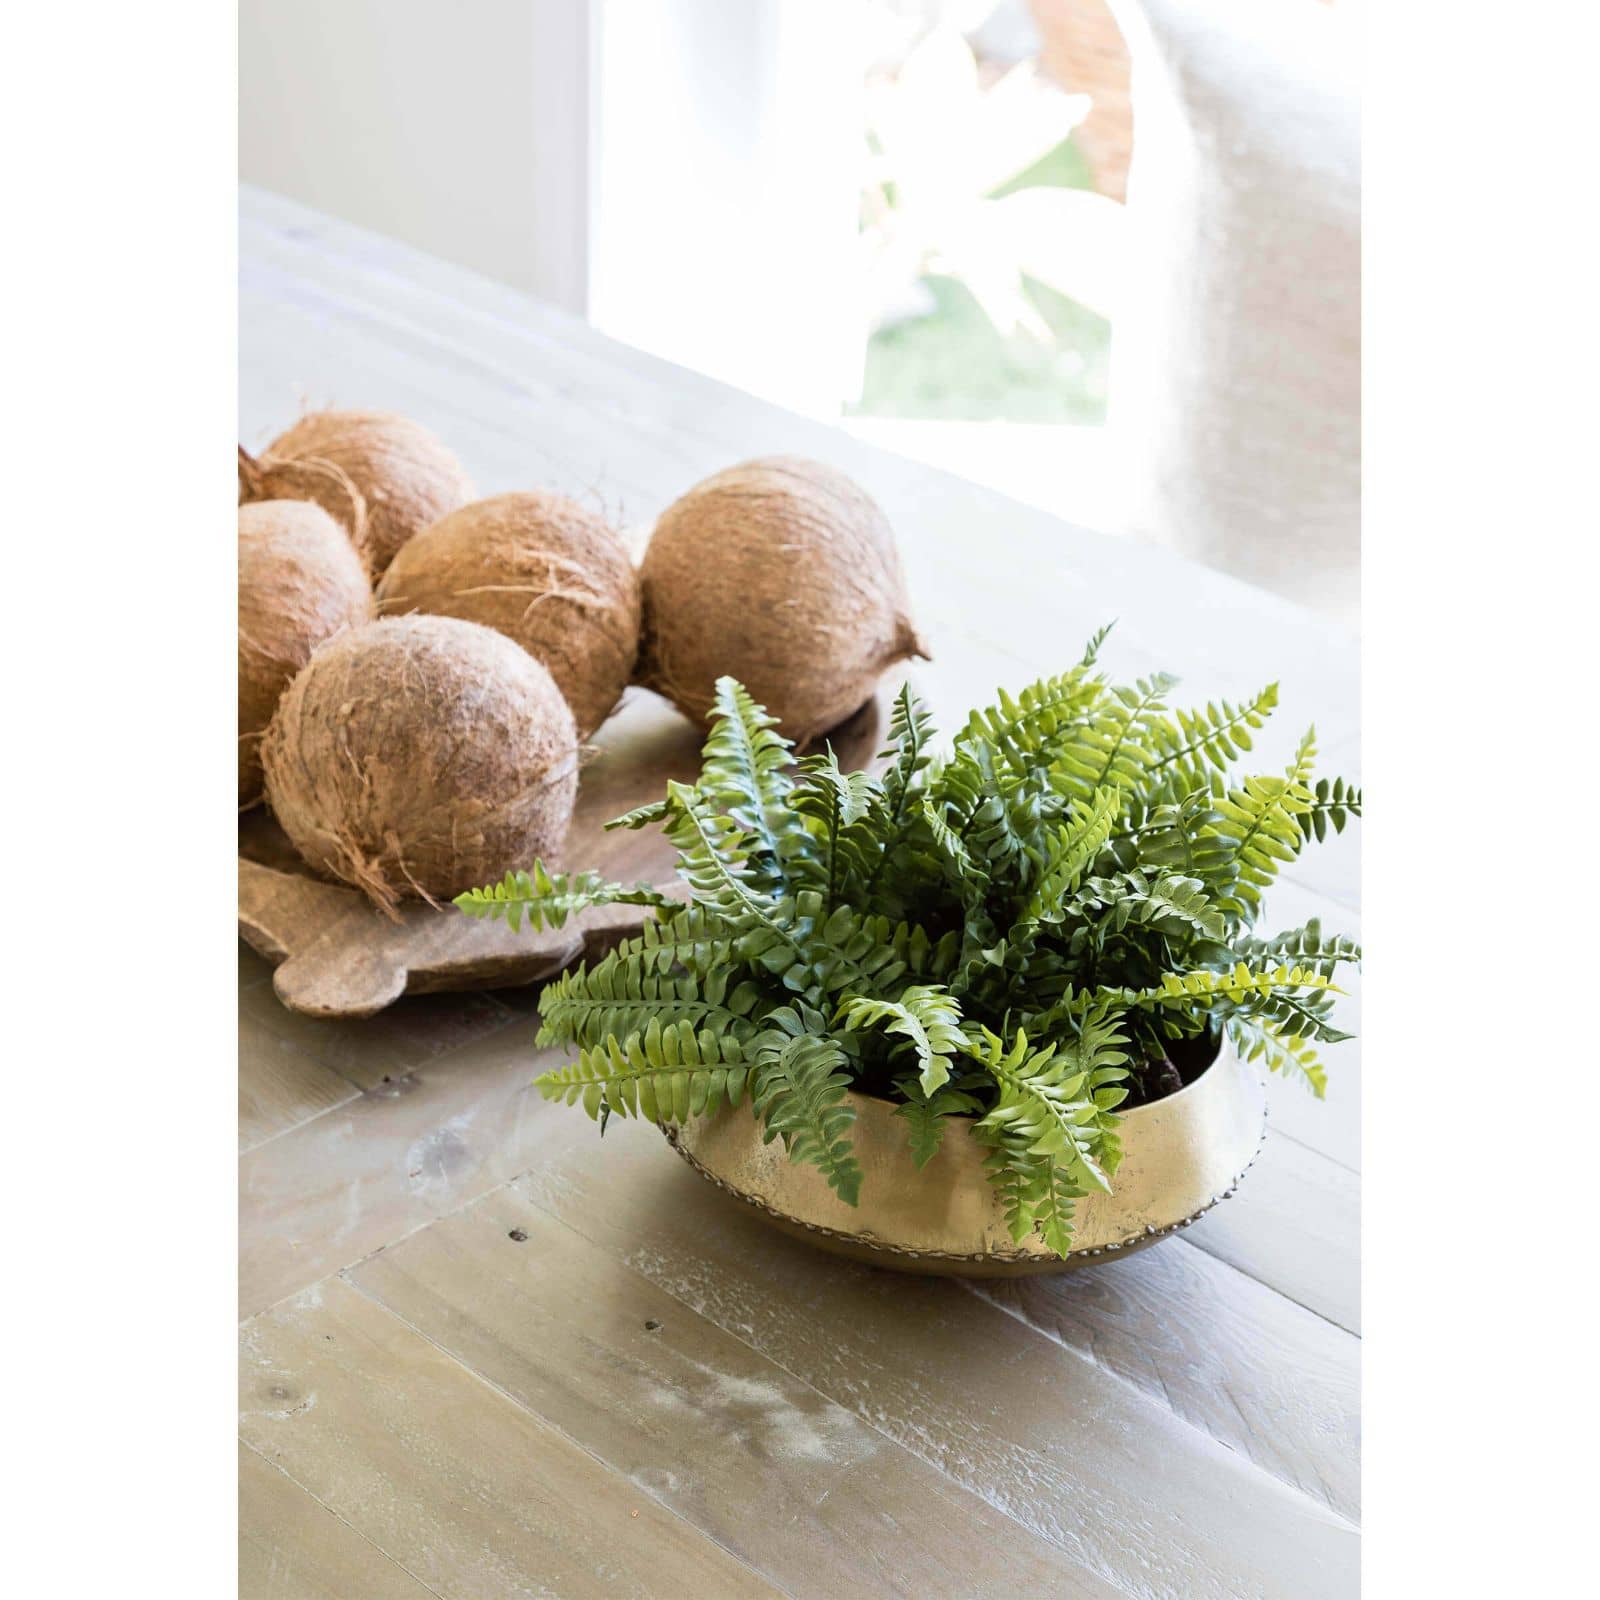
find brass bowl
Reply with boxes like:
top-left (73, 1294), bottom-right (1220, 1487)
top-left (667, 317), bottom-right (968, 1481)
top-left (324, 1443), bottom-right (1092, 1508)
top-left (664, 1044), bottom-right (1267, 1276)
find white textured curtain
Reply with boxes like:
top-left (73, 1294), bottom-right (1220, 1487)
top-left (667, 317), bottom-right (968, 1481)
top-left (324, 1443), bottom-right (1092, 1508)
top-left (1107, 0), bottom-right (1360, 625)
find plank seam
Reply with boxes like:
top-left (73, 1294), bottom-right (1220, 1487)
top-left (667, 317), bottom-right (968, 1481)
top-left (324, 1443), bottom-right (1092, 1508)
top-left (240, 1436), bottom-right (448, 1600)
top-left (336, 1273), bottom-right (799, 1600)
top-left (960, 1267), bottom-right (1360, 1526)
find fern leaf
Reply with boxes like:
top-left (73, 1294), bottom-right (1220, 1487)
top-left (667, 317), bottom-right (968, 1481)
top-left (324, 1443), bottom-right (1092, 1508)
top-left (534, 1017), bottom-right (751, 1124)
top-left (699, 677), bottom-right (807, 888)
top-left (793, 749), bottom-right (882, 907)
top-left (537, 948), bottom-right (764, 1051)
top-left (877, 681), bottom-right (935, 823)
top-left (893, 1079), bottom-right (983, 1169)
top-left (454, 862), bottom-right (672, 932)
top-left (1225, 1012), bottom-right (1329, 1097)
top-left (1111, 962), bottom-right (1341, 1017)
top-left (1234, 917), bottom-right (1361, 979)
top-left (749, 1015), bottom-right (862, 1204)
top-left (604, 797), bottom-right (671, 832)
top-left (1207, 729), bottom-right (1318, 920)
top-left (1050, 673), bottom-right (1178, 806)
top-left (1072, 871), bottom-right (1227, 943)
top-left (837, 984), bottom-right (965, 1094)
top-left (1145, 684), bottom-right (1279, 784)
top-left (1296, 776), bottom-right (1362, 843)
top-left (1022, 786), bottom-right (1121, 923)
top-left (953, 663), bottom-right (1107, 779)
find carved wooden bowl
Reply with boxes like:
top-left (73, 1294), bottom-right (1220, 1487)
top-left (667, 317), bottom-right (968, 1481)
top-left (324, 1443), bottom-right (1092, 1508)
top-left (664, 1044), bottom-right (1267, 1276)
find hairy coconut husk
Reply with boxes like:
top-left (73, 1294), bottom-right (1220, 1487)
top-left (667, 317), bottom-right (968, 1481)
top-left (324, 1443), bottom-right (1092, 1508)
top-left (376, 491), bottom-right (640, 739)
top-left (261, 615), bottom-right (578, 918)
top-left (637, 456), bottom-right (929, 743)
top-left (238, 446), bottom-right (373, 573)
top-left (262, 410), bottom-right (475, 578)
top-left (239, 500), bottom-right (373, 809)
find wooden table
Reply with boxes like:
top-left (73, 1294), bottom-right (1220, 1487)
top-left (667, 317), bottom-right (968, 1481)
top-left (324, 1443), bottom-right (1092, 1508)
top-left (239, 186), bottom-right (1360, 1600)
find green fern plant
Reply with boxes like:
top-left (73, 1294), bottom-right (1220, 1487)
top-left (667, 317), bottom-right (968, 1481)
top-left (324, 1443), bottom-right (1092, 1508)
top-left (458, 631), bottom-right (1360, 1257)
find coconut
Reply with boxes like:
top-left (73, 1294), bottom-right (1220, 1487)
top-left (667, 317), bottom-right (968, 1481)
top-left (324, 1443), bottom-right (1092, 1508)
top-left (238, 500), bottom-right (373, 808)
top-left (262, 410), bottom-right (475, 577)
top-left (376, 491), bottom-right (640, 739)
top-left (261, 615), bottom-right (578, 917)
top-left (238, 446), bottom-right (373, 573)
top-left (637, 456), bottom-right (928, 742)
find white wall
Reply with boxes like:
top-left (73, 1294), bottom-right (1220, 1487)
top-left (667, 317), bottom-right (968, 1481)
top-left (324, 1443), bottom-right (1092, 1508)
top-left (238, 0), bottom-right (593, 311)
top-left (240, 0), bottom-right (862, 414)
top-left (589, 0), bottom-right (862, 416)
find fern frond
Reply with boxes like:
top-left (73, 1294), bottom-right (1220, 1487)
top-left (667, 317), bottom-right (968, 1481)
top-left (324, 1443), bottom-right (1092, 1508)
top-left (1225, 1012), bottom-right (1329, 1097)
top-left (699, 676), bottom-right (807, 888)
top-left (837, 984), bottom-right (965, 1094)
top-left (534, 1017), bottom-right (751, 1124)
top-left (1111, 962), bottom-right (1341, 1016)
top-left (750, 1012), bottom-right (861, 1204)
top-left (1109, 789), bottom-right (1237, 898)
top-left (877, 681), bottom-right (935, 824)
top-left (1296, 776), bottom-right (1362, 843)
top-left (454, 862), bottom-right (673, 932)
top-left (620, 902), bottom-right (742, 978)
top-left (968, 1027), bottom-right (1123, 1195)
top-left (807, 902), bottom-right (958, 998)
top-left (604, 797), bottom-right (672, 832)
top-left (1022, 786), bottom-right (1121, 923)
top-left (1080, 621), bottom-right (1115, 666)
top-left (894, 1079), bottom-right (983, 1169)
top-left (921, 794), bottom-right (987, 890)
top-left (953, 664), bottom-right (1107, 779)
top-left (1049, 673), bottom-right (1178, 806)
top-left (793, 750), bottom-right (883, 907)
top-left (1145, 684), bottom-right (1279, 785)
top-left (1071, 871), bottom-right (1227, 943)
top-left (537, 950), bottom-right (764, 1051)
top-left (1234, 917), bottom-right (1362, 979)
top-left (1207, 730), bottom-right (1318, 920)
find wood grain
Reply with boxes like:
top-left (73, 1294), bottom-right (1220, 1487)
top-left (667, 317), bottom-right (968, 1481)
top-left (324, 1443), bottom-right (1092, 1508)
top-left (1187, 1129), bottom-right (1362, 1333)
top-left (241, 1278), bottom-right (780, 1598)
top-left (239, 1441), bottom-right (437, 1600)
top-left (239, 978), bottom-right (521, 1093)
top-left (239, 1021), bottom-right (551, 1319)
top-left (971, 1236), bottom-right (1360, 1519)
top-left (351, 1188), bottom-right (1124, 1600)
top-left (239, 1014), bottom-right (359, 1153)
top-left (515, 1111), bottom-right (1358, 1600)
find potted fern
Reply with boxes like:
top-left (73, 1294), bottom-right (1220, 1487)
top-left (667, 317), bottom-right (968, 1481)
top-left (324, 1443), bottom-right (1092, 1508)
top-left (459, 628), bottom-right (1360, 1270)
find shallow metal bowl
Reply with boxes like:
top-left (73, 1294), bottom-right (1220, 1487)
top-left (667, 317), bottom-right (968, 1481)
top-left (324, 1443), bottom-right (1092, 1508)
top-left (664, 1044), bottom-right (1267, 1276)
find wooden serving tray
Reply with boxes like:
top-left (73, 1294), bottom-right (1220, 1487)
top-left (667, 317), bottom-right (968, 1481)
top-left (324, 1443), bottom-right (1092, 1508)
top-left (239, 689), bottom-right (887, 1019)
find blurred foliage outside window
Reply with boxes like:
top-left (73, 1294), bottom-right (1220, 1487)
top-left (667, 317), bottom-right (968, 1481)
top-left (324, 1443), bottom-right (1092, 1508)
top-left (852, 13), bottom-right (1123, 426)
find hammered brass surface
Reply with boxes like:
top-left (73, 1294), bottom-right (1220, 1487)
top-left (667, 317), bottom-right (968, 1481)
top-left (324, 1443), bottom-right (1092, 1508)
top-left (668, 1046), bottom-right (1267, 1275)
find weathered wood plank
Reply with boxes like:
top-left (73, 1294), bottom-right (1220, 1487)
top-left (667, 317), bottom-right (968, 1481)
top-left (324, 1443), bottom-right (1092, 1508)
top-left (513, 1113), bottom-right (1357, 1600)
top-left (971, 1239), bottom-right (1359, 1519)
top-left (351, 1188), bottom-right (1125, 1600)
top-left (239, 1023), bottom-right (550, 1318)
top-left (239, 1015), bottom-right (359, 1154)
top-left (239, 979), bottom-right (522, 1092)
top-left (239, 1440), bottom-right (437, 1600)
top-left (240, 939), bottom-right (274, 993)
top-left (241, 1278), bottom-right (784, 1599)
top-left (1186, 1130), bottom-right (1361, 1333)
